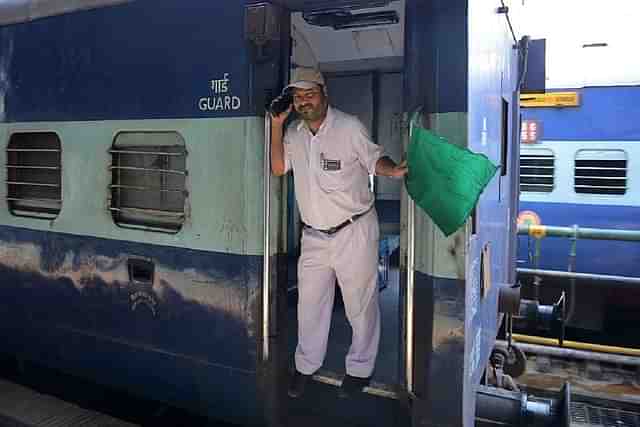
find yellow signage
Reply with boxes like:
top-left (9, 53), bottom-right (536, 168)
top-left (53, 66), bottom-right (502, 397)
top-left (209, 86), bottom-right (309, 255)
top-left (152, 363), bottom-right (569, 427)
top-left (520, 92), bottom-right (580, 108)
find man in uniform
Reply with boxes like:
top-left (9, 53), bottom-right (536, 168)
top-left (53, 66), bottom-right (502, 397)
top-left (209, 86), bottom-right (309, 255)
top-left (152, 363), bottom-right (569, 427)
top-left (269, 68), bottom-right (407, 398)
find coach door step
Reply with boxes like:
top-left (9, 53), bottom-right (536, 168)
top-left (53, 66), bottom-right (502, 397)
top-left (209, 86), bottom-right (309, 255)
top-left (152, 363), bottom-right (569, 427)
top-left (310, 368), bottom-right (399, 400)
top-left (287, 369), bottom-right (405, 427)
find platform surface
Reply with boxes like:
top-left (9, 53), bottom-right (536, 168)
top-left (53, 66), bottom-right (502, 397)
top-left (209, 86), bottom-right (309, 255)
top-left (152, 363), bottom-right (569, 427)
top-left (0, 378), bottom-right (138, 427)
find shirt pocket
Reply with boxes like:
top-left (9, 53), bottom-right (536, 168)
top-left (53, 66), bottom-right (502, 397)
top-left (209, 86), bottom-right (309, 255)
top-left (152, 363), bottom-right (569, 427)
top-left (315, 152), bottom-right (355, 192)
top-left (316, 167), bottom-right (350, 192)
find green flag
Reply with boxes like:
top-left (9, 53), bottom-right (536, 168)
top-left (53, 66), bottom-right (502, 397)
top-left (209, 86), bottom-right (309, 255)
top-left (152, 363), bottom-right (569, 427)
top-left (405, 122), bottom-right (498, 237)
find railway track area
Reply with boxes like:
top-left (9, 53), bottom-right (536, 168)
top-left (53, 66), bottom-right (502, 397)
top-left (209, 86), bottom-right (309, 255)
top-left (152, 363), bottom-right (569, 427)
top-left (570, 401), bottom-right (640, 427)
top-left (519, 352), bottom-right (640, 404)
top-left (517, 350), bottom-right (640, 426)
top-left (0, 348), bottom-right (638, 427)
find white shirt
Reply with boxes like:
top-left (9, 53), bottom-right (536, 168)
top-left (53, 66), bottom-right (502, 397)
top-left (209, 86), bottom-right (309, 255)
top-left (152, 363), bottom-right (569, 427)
top-left (283, 106), bottom-right (385, 230)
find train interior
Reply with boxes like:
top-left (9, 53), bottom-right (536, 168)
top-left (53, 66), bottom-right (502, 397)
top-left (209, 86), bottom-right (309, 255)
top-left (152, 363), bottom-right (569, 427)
top-left (284, 0), bottom-right (406, 388)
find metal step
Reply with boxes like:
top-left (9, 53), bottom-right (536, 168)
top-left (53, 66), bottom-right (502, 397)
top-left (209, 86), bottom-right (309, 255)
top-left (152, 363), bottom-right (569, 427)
top-left (311, 368), bottom-right (400, 400)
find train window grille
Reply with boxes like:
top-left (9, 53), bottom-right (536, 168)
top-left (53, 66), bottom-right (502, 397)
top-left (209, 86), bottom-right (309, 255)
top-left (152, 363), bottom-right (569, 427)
top-left (6, 132), bottom-right (62, 219)
top-left (109, 132), bottom-right (187, 233)
top-left (519, 150), bottom-right (554, 193)
top-left (574, 149), bottom-right (627, 195)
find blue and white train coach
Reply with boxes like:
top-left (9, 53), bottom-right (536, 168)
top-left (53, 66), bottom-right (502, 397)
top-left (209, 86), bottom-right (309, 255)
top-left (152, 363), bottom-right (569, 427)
top-left (0, 1), bottom-right (528, 426)
top-left (518, 85), bottom-right (640, 331)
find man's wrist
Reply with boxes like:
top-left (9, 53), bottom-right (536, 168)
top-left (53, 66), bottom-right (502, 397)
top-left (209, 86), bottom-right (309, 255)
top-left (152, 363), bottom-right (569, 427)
top-left (375, 156), bottom-right (394, 176)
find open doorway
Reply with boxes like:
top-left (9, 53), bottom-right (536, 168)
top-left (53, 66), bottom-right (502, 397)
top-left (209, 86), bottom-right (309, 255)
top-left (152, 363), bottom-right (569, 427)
top-left (284, 0), bottom-right (405, 388)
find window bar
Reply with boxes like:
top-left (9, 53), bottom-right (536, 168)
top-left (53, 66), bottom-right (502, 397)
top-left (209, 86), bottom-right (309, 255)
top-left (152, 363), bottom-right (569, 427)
top-left (6, 148), bottom-right (62, 152)
top-left (109, 184), bottom-right (184, 193)
top-left (109, 165), bottom-right (186, 175)
top-left (521, 162), bottom-right (554, 165)
top-left (6, 165), bottom-right (60, 170)
top-left (6, 197), bottom-right (62, 203)
top-left (109, 149), bottom-right (185, 156)
top-left (161, 154), bottom-right (169, 206)
top-left (108, 206), bottom-right (185, 217)
top-left (520, 156), bottom-right (554, 160)
top-left (575, 185), bottom-right (628, 190)
top-left (575, 176), bottom-right (626, 180)
top-left (576, 166), bottom-right (627, 170)
top-left (115, 151), bottom-right (122, 223)
top-left (113, 223), bottom-right (181, 233)
top-left (5, 181), bottom-right (61, 187)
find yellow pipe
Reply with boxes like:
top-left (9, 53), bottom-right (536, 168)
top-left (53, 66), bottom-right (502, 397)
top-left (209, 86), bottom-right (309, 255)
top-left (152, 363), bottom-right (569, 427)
top-left (512, 333), bottom-right (640, 358)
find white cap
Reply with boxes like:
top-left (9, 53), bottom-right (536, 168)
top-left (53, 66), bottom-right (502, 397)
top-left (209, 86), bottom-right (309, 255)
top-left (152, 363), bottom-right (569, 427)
top-left (285, 67), bottom-right (325, 91)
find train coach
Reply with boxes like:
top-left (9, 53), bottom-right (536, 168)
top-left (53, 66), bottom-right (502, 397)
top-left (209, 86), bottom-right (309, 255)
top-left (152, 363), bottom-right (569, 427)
top-left (517, 85), bottom-right (640, 337)
top-left (0, 1), bottom-right (542, 426)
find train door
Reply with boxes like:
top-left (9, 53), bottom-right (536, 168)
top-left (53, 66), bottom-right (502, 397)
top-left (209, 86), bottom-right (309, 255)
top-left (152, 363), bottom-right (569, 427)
top-left (259, 1), bottom-right (410, 425)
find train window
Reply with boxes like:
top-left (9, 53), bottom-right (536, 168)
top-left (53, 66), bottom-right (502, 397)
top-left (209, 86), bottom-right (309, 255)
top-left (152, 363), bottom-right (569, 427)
top-left (109, 132), bottom-right (187, 233)
top-left (519, 149), bottom-right (554, 193)
top-left (574, 149), bottom-right (627, 195)
top-left (6, 132), bottom-right (62, 219)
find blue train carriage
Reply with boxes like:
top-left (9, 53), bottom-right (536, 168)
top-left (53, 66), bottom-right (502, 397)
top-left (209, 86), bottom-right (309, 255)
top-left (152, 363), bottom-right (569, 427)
top-left (0, 1), bottom-right (525, 426)
top-left (518, 85), bottom-right (640, 331)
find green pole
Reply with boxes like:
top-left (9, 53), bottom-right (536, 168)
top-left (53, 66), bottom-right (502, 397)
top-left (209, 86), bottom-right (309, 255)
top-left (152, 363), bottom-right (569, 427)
top-left (518, 224), bottom-right (640, 242)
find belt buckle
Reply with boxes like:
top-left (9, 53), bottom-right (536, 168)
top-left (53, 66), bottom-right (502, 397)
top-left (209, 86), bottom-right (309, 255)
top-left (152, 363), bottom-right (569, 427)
top-left (318, 211), bottom-right (366, 236)
top-left (328, 219), bottom-right (350, 235)
top-left (326, 225), bottom-right (339, 235)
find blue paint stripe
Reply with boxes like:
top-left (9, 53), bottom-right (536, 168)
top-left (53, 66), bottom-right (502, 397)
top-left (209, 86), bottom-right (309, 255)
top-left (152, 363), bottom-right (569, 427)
top-left (0, 224), bottom-right (261, 369)
top-left (522, 86), bottom-right (640, 141)
top-left (0, 223), bottom-right (264, 420)
top-left (1, 1), bottom-right (253, 122)
top-left (518, 201), bottom-right (640, 276)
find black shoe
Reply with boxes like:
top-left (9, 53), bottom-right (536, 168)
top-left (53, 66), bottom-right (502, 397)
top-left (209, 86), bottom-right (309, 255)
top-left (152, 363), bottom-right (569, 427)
top-left (288, 370), bottom-right (310, 398)
top-left (338, 374), bottom-right (371, 398)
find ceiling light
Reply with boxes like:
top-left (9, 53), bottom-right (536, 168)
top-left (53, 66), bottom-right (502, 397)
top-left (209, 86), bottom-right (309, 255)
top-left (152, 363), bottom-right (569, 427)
top-left (334, 11), bottom-right (399, 30)
top-left (305, 1), bottom-right (392, 13)
top-left (303, 10), bottom-right (399, 30)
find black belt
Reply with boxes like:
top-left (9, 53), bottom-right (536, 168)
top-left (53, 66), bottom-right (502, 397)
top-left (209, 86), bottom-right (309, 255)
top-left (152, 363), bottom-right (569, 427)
top-left (303, 208), bottom-right (372, 236)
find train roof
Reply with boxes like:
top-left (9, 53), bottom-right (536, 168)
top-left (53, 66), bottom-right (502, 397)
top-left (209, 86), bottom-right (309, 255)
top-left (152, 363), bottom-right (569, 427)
top-left (0, 0), bottom-right (397, 25)
top-left (0, 0), bottom-right (132, 26)
top-left (0, 0), bottom-right (406, 73)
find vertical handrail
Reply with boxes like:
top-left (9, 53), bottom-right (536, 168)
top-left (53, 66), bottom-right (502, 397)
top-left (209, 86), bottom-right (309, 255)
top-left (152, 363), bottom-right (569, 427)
top-left (263, 117), bottom-right (272, 362)
top-left (406, 115), bottom-right (415, 395)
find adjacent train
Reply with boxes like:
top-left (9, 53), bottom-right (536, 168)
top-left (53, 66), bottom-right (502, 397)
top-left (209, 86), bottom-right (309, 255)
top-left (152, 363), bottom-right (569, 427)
top-left (517, 85), bottom-right (640, 334)
top-left (0, 1), bottom-right (532, 426)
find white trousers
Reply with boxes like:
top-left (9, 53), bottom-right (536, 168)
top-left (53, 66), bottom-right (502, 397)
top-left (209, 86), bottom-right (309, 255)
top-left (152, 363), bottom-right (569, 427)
top-left (294, 209), bottom-right (381, 378)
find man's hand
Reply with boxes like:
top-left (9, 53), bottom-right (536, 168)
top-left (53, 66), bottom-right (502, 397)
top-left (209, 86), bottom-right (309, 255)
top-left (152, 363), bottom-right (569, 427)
top-left (389, 159), bottom-right (408, 178)
top-left (269, 101), bottom-right (291, 176)
top-left (375, 157), bottom-right (408, 178)
top-left (270, 97), bottom-right (293, 127)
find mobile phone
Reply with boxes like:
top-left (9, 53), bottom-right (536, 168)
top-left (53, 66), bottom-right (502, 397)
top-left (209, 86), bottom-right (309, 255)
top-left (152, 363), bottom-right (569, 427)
top-left (269, 89), bottom-right (293, 117)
